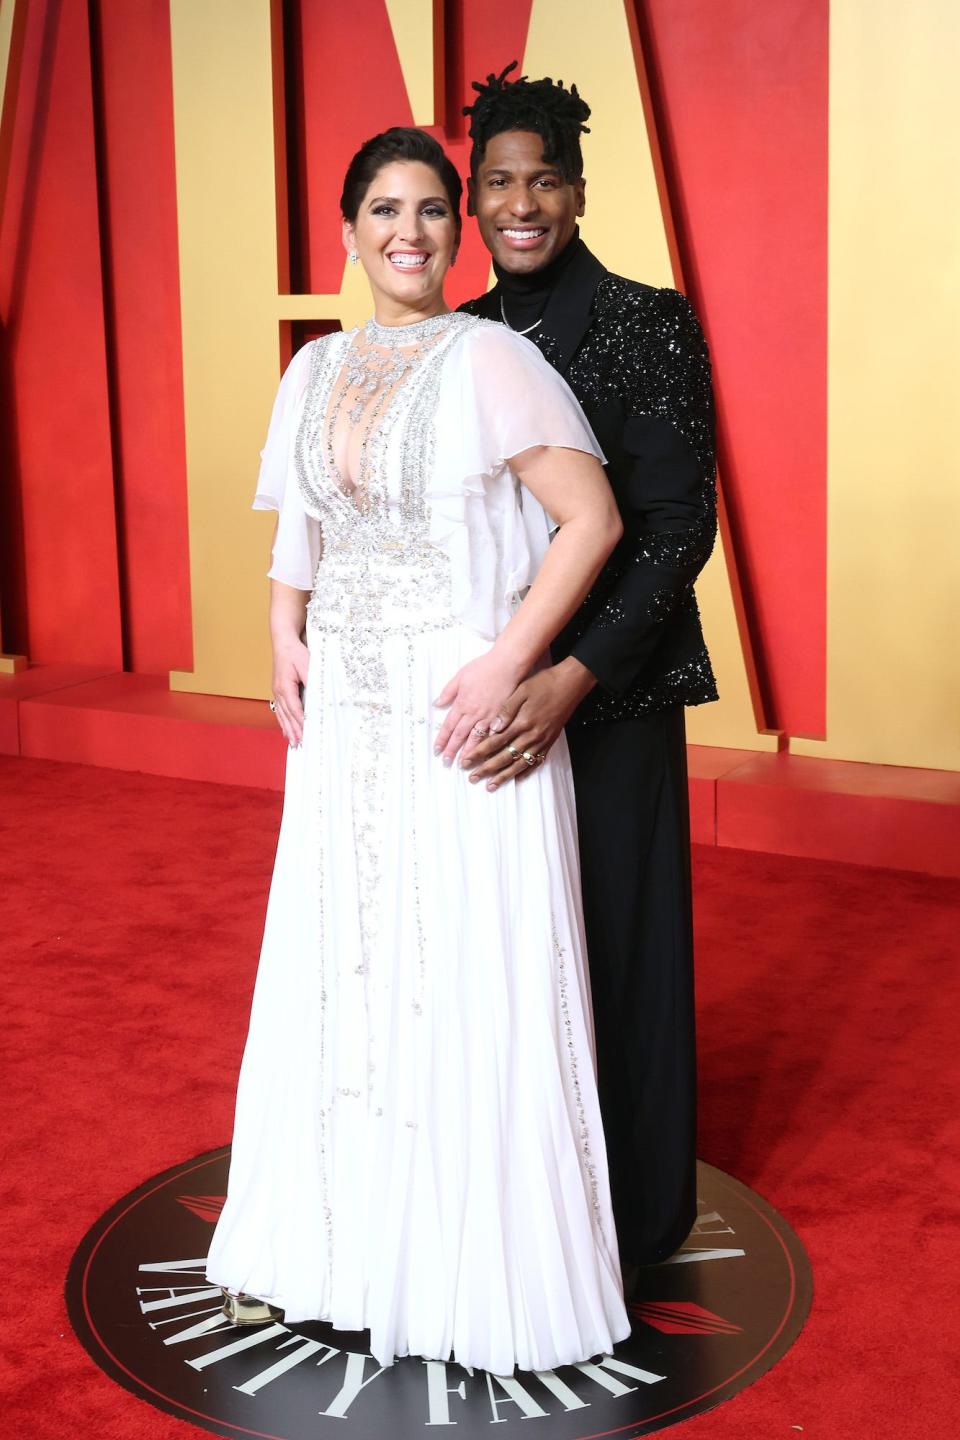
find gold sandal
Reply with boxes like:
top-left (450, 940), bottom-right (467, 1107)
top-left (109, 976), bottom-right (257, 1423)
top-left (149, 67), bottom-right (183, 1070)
top-left (220, 1288), bottom-right (284, 1326)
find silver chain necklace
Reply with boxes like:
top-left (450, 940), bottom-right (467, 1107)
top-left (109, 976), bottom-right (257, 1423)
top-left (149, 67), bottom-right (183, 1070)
top-left (499, 296), bottom-right (542, 337)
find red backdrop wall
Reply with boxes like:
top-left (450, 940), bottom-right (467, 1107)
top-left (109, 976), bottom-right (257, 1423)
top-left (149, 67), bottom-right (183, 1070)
top-left (641, 0), bottom-right (827, 735)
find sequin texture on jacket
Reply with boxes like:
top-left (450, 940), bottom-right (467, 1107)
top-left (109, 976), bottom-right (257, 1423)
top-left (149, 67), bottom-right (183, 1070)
top-left (461, 241), bottom-right (719, 726)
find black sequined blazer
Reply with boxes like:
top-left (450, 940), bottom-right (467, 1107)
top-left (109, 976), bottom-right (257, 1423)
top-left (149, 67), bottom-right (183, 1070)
top-left (460, 241), bottom-right (718, 726)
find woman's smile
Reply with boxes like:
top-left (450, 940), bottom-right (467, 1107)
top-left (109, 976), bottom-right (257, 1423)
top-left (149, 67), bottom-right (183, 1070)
top-left (386, 248), bottom-right (431, 270)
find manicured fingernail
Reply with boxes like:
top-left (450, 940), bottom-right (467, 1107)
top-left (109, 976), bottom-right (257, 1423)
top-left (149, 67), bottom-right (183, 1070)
top-left (443, 756), bottom-right (452, 768)
top-left (490, 717), bottom-right (505, 732)
top-left (486, 781), bottom-right (498, 791)
top-left (469, 773), bottom-right (480, 783)
top-left (433, 745), bottom-right (441, 755)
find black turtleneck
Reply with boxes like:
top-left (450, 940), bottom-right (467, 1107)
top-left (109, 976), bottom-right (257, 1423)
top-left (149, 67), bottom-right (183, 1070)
top-left (494, 229), bottom-right (585, 335)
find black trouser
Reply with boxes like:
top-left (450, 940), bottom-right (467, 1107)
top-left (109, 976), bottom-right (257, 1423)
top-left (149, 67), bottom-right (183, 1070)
top-left (567, 707), bottom-right (697, 1265)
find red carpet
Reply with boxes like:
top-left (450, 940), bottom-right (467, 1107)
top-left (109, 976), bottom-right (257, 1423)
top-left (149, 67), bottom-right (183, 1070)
top-left (2, 754), bottom-right (957, 1436)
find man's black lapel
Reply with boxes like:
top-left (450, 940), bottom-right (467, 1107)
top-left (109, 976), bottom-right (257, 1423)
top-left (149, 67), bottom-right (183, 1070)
top-left (540, 241), bottom-right (606, 374)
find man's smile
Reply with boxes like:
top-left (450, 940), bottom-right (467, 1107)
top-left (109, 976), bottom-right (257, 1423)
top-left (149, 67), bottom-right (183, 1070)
top-left (498, 226), bottom-right (549, 249)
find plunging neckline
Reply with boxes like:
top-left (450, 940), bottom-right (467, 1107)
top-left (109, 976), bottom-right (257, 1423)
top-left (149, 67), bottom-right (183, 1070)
top-left (319, 315), bottom-right (463, 515)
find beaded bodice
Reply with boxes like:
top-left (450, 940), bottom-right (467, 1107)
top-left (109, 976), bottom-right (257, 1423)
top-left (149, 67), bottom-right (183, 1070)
top-left (296, 312), bottom-right (473, 552)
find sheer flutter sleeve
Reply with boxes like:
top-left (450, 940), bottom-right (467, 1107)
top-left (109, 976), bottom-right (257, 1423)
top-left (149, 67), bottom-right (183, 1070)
top-left (253, 343), bottom-right (320, 591)
top-left (454, 322), bottom-right (605, 473)
top-left (429, 322), bottom-right (605, 637)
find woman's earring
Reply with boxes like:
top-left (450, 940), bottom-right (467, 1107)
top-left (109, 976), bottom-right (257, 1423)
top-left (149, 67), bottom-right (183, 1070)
top-left (349, 251), bottom-right (358, 266)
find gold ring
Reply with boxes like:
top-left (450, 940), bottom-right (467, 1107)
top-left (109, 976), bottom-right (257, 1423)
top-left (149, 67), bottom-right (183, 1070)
top-left (472, 723), bottom-right (489, 737)
top-left (522, 750), bottom-right (538, 766)
top-left (268, 700), bottom-right (277, 712)
top-left (536, 752), bottom-right (547, 763)
top-left (506, 743), bottom-right (520, 758)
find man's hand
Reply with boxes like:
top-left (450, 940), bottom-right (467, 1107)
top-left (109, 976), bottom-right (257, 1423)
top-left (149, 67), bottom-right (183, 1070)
top-left (460, 656), bottom-right (597, 790)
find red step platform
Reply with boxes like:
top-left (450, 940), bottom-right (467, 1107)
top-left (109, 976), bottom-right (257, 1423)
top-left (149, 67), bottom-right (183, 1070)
top-left (713, 749), bottom-right (960, 876)
top-left (0, 664), bottom-right (117, 757)
top-left (3, 667), bottom-right (959, 877)
top-left (5, 667), bottom-right (284, 790)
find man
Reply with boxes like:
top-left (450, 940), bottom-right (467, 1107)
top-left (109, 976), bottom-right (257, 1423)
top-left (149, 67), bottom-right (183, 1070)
top-left (458, 64), bottom-right (718, 1274)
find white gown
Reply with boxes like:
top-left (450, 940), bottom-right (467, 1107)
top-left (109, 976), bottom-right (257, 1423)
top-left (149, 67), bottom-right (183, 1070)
top-left (206, 311), bottom-right (630, 1376)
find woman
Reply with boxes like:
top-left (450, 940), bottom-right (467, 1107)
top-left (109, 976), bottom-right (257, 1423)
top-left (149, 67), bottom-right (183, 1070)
top-left (206, 127), bottom-right (630, 1376)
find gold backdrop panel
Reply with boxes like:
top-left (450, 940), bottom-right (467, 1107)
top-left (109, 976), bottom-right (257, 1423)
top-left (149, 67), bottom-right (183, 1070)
top-left (385, 0), bottom-right (438, 127)
top-left (168, 0), bottom-right (284, 699)
top-left (792, 0), bottom-right (960, 769)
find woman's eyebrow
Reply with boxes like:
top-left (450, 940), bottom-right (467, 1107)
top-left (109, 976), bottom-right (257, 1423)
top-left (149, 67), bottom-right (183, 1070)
top-left (367, 195), bottom-right (448, 206)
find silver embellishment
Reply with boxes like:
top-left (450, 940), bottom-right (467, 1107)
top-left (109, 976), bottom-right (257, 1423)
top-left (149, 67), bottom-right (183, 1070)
top-left (552, 916), bottom-right (602, 1236)
top-left (404, 636), bottom-right (428, 1019)
top-left (364, 312), bottom-right (459, 348)
top-left (311, 631), bottom-right (334, 1273)
top-left (594, 598), bottom-right (626, 630)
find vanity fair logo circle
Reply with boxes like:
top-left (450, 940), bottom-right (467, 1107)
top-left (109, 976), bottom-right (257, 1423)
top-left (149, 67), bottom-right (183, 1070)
top-left (67, 1150), bottom-right (811, 1440)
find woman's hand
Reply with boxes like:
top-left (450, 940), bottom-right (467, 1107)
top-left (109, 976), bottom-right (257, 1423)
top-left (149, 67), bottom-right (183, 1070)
top-left (271, 638), bottom-right (310, 747)
top-left (461, 657), bottom-right (597, 789)
top-left (433, 649), bottom-right (526, 765)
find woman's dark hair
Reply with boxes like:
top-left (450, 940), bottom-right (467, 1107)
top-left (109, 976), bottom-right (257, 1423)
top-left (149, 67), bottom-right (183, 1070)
top-left (463, 61), bottom-right (591, 181)
top-left (340, 127), bottom-right (462, 228)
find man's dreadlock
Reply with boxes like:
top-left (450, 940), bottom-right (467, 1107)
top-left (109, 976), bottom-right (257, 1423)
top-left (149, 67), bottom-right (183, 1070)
top-left (462, 61), bottom-right (591, 181)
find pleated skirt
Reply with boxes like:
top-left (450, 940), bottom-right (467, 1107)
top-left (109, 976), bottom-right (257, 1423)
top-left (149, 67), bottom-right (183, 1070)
top-left (206, 620), bottom-right (629, 1375)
